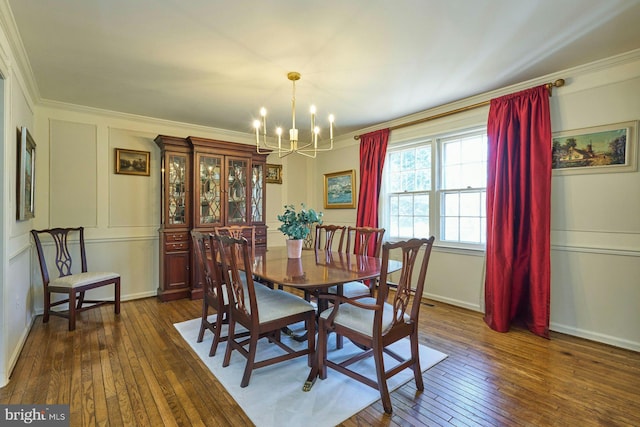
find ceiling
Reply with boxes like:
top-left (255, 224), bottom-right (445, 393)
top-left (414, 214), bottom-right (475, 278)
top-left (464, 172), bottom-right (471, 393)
top-left (8, 0), bottom-right (640, 138)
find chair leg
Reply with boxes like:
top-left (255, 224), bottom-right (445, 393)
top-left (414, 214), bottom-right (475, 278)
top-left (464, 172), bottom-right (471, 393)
top-left (43, 291), bottom-right (51, 323)
top-left (114, 279), bottom-right (121, 314)
top-left (209, 311), bottom-right (224, 357)
top-left (411, 331), bottom-right (424, 391)
top-left (68, 291), bottom-right (77, 332)
top-left (240, 333), bottom-right (259, 388)
top-left (373, 344), bottom-right (392, 414)
top-left (76, 291), bottom-right (85, 309)
top-left (318, 320), bottom-right (328, 380)
top-left (197, 301), bottom-right (208, 343)
top-left (222, 319), bottom-right (236, 367)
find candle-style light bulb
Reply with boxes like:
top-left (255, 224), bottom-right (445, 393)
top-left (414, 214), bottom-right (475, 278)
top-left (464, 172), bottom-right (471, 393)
top-left (329, 114), bottom-right (334, 140)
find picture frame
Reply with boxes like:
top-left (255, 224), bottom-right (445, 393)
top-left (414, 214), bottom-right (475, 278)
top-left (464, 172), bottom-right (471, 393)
top-left (17, 126), bottom-right (36, 221)
top-left (115, 148), bottom-right (150, 176)
top-left (266, 163), bottom-right (282, 184)
top-left (552, 121), bottom-right (637, 175)
top-left (324, 169), bottom-right (356, 209)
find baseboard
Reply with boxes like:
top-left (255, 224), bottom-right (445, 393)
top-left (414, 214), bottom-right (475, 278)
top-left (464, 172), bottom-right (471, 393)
top-left (550, 322), bottom-right (640, 352)
top-left (423, 293), bottom-right (482, 312)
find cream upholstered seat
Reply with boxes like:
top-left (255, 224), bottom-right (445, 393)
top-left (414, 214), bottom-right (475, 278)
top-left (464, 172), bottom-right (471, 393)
top-left (31, 227), bottom-right (121, 331)
top-left (215, 233), bottom-right (316, 388)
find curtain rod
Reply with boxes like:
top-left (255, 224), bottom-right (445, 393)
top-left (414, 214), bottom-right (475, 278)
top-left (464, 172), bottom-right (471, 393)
top-left (354, 79), bottom-right (565, 140)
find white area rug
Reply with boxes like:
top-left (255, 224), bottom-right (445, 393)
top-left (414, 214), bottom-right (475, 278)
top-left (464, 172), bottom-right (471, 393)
top-left (174, 316), bottom-right (447, 427)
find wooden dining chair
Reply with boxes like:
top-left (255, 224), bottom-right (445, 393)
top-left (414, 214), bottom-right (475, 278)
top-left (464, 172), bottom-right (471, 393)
top-left (317, 236), bottom-right (435, 414)
top-left (214, 225), bottom-right (256, 257)
top-left (314, 224), bottom-right (346, 252)
top-left (334, 226), bottom-right (386, 298)
top-left (215, 234), bottom-right (317, 387)
top-left (30, 227), bottom-right (121, 331)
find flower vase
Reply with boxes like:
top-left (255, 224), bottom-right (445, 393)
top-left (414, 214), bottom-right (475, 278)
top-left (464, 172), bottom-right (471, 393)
top-left (286, 239), bottom-right (303, 258)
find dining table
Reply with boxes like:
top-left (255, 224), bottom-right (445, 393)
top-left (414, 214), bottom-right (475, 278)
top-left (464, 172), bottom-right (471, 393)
top-left (249, 246), bottom-right (402, 391)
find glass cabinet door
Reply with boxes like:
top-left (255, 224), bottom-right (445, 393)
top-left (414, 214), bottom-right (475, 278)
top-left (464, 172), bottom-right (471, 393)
top-left (167, 153), bottom-right (188, 225)
top-left (196, 153), bottom-right (222, 225)
top-left (251, 163), bottom-right (264, 222)
top-left (227, 158), bottom-right (248, 224)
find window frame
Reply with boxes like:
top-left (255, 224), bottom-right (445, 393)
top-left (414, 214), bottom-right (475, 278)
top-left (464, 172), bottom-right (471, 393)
top-left (381, 126), bottom-right (487, 251)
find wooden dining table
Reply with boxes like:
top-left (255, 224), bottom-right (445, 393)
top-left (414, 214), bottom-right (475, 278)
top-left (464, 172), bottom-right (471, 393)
top-left (249, 246), bottom-right (402, 391)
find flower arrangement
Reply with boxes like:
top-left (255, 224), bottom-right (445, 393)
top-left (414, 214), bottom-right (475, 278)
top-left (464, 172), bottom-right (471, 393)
top-left (277, 203), bottom-right (323, 240)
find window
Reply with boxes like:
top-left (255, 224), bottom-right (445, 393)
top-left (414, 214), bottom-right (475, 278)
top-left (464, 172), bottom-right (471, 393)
top-left (383, 128), bottom-right (487, 248)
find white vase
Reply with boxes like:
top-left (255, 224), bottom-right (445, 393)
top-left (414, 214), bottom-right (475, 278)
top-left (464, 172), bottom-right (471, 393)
top-left (286, 239), bottom-right (303, 258)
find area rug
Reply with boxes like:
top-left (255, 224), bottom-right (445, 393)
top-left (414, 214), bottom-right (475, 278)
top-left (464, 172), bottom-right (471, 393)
top-left (174, 317), bottom-right (447, 427)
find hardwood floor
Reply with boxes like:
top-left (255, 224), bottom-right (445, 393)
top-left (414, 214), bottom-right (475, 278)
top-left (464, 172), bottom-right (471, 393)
top-left (2, 296), bottom-right (639, 426)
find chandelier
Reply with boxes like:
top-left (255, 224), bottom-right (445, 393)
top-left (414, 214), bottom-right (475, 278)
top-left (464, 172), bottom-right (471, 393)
top-left (254, 71), bottom-right (334, 158)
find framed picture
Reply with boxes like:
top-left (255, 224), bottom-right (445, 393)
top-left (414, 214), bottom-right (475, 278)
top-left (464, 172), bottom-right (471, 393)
top-left (17, 126), bottom-right (36, 221)
top-left (266, 163), bottom-right (282, 184)
top-left (115, 148), bottom-right (150, 176)
top-left (324, 169), bottom-right (356, 209)
top-left (552, 121), bottom-right (637, 175)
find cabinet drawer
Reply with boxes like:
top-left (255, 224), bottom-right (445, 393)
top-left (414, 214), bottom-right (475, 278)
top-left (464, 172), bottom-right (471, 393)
top-left (166, 241), bottom-right (189, 252)
top-left (166, 232), bottom-right (189, 242)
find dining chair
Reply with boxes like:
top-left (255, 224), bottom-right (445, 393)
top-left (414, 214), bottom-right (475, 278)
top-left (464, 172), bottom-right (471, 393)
top-left (214, 225), bottom-right (256, 257)
top-left (314, 224), bottom-right (346, 252)
top-left (30, 227), bottom-right (121, 331)
top-left (317, 236), bottom-right (435, 414)
top-left (215, 234), bottom-right (317, 387)
top-left (334, 226), bottom-right (386, 298)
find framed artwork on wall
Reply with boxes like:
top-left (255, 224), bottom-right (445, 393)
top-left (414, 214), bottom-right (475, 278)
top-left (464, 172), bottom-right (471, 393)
top-left (552, 121), bottom-right (637, 175)
top-left (266, 163), bottom-right (282, 184)
top-left (115, 148), bottom-right (150, 176)
top-left (324, 169), bottom-right (356, 209)
top-left (17, 126), bottom-right (36, 221)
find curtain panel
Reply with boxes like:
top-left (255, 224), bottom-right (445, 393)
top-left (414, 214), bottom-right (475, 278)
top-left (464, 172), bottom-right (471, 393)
top-left (356, 128), bottom-right (389, 256)
top-left (484, 85), bottom-right (552, 338)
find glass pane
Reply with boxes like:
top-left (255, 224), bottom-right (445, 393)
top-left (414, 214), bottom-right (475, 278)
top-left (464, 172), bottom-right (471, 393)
top-left (389, 172), bottom-right (402, 192)
top-left (251, 164), bottom-right (263, 222)
top-left (443, 217), bottom-right (459, 241)
top-left (398, 194), bottom-right (413, 216)
top-left (443, 193), bottom-right (459, 216)
top-left (416, 146), bottom-right (431, 166)
top-left (398, 216), bottom-right (413, 238)
top-left (414, 194), bottom-right (429, 216)
top-left (415, 168), bottom-right (430, 191)
top-left (199, 156), bottom-right (222, 224)
top-left (168, 154), bottom-right (186, 224)
top-left (227, 159), bottom-right (247, 223)
top-left (401, 171), bottom-right (415, 191)
top-left (401, 150), bottom-right (415, 169)
top-left (443, 164), bottom-right (461, 189)
top-left (460, 217), bottom-right (480, 243)
top-left (389, 152), bottom-right (401, 172)
top-left (443, 141), bottom-right (460, 165)
top-left (460, 192), bottom-right (480, 217)
top-left (414, 216), bottom-right (429, 238)
top-left (390, 195), bottom-right (399, 215)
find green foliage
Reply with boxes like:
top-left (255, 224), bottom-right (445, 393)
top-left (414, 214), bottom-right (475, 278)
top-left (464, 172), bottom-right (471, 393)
top-left (277, 203), bottom-right (323, 240)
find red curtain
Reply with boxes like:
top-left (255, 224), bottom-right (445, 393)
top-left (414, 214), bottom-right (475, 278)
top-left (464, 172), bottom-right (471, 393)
top-left (356, 128), bottom-right (389, 255)
top-left (484, 85), bottom-right (552, 338)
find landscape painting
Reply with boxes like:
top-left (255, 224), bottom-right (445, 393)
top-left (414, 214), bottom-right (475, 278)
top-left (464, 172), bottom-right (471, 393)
top-left (552, 121), bottom-right (636, 175)
top-left (324, 169), bottom-right (356, 209)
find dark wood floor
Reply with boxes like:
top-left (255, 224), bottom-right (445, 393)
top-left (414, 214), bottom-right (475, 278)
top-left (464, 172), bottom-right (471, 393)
top-left (1, 296), bottom-right (639, 426)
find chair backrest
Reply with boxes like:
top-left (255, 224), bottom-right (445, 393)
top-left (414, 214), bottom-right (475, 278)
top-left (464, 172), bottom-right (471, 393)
top-left (31, 227), bottom-right (89, 286)
top-left (345, 226), bottom-right (385, 258)
top-left (314, 224), bottom-right (346, 252)
top-left (191, 230), bottom-right (225, 306)
top-left (213, 234), bottom-right (258, 324)
top-left (214, 225), bottom-right (256, 257)
top-left (375, 237), bottom-right (435, 332)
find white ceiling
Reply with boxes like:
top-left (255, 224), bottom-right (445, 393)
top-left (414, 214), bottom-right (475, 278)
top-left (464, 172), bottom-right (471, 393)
top-left (8, 0), bottom-right (640, 138)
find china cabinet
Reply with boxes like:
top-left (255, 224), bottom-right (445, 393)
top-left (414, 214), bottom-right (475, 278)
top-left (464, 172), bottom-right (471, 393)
top-left (155, 135), bottom-right (269, 301)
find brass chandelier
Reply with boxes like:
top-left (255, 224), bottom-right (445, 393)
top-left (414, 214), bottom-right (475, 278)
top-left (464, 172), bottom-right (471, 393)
top-left (254, 71), bottom-right (334, 158)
